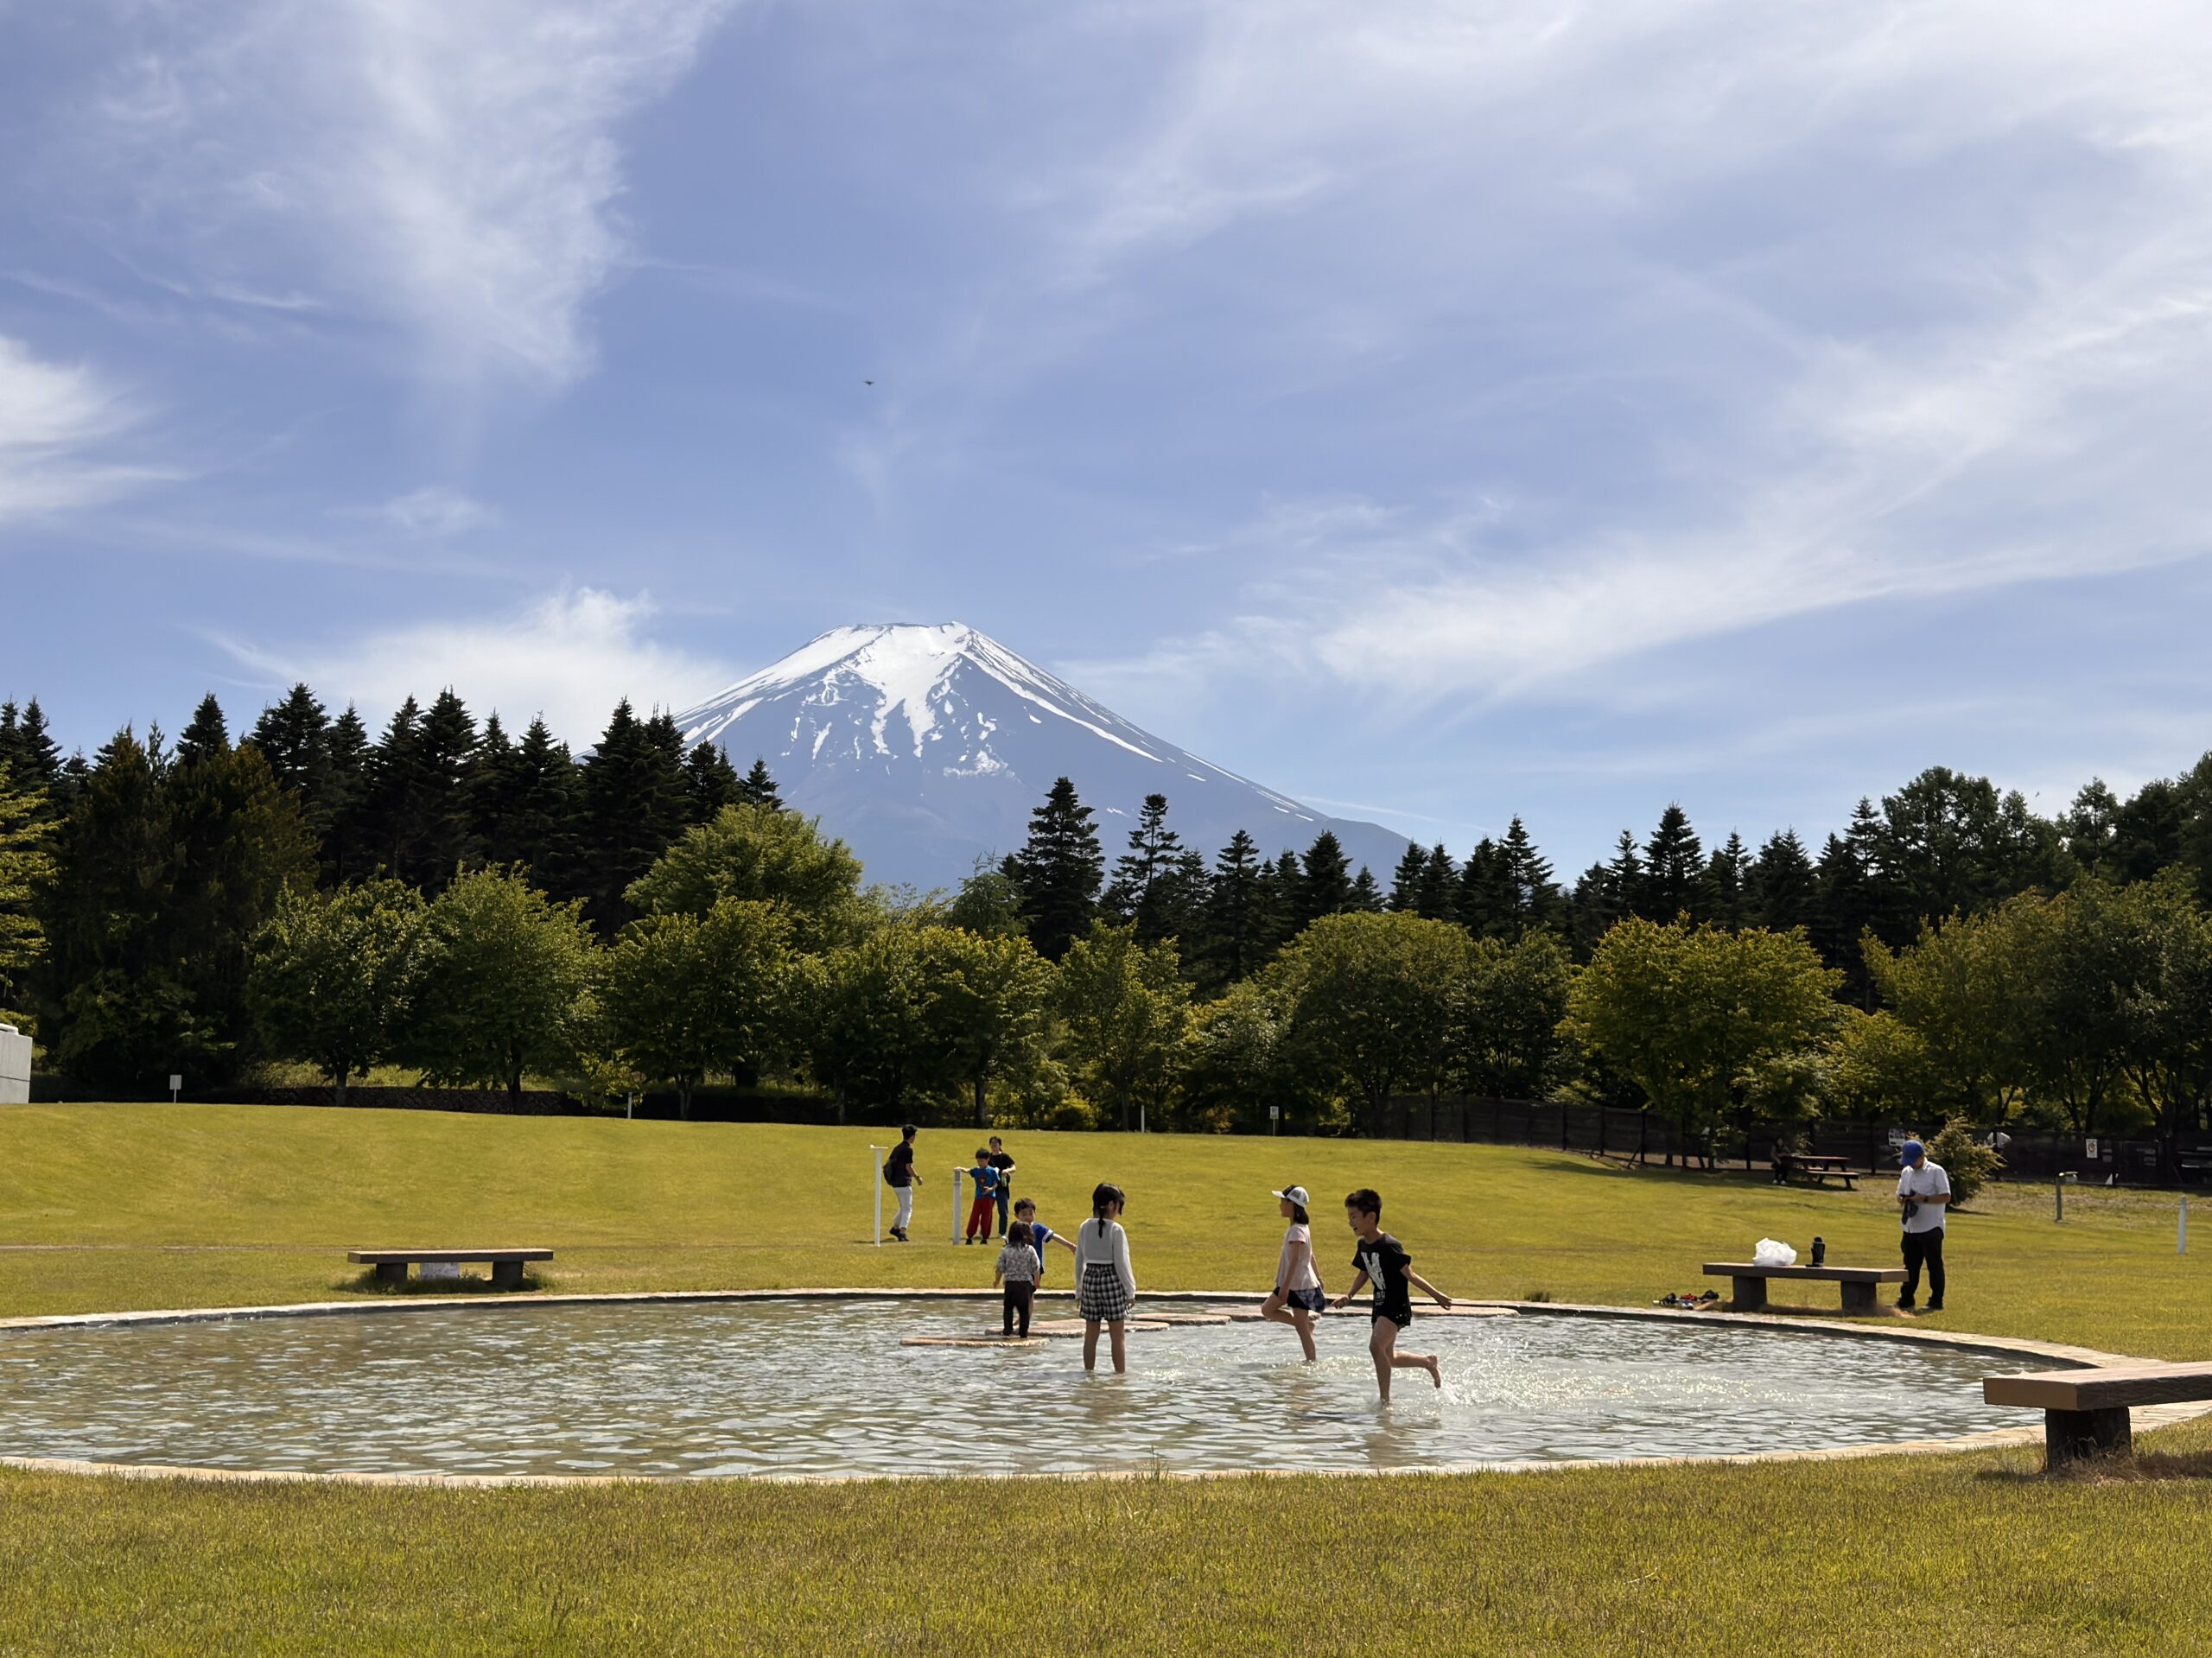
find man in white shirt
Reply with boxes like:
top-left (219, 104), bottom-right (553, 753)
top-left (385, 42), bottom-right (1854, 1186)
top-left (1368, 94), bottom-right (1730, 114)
top-left (1896, 1139), bottom-right (1950, 1312)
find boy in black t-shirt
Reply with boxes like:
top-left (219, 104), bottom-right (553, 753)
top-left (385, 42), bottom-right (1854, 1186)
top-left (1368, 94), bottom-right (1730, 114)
top-left (1332, 1187), bottom-right (1452, 1401)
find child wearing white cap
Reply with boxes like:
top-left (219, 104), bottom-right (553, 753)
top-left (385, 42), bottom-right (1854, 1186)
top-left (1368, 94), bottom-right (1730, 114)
top-left (1259, 1185), bottom-right (1326, 1362)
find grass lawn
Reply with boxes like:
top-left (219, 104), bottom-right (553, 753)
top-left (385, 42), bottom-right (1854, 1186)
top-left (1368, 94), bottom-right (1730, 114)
top-left (3, 1104), bottom-right (2210, 1655)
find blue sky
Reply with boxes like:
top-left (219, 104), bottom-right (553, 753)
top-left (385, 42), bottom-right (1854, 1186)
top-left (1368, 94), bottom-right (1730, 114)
top-left (4, 1), bottom-right (2210, 875)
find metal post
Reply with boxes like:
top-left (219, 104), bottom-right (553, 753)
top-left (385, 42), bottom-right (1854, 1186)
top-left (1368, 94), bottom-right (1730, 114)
top-left (951, 1167), bottom-right (963, 1242)
top-left (2056, 1176), bottom-right (2063, 1223)
top-left (870, 1145), bottom-right (886, 1247)
top-left (2181, 1193), bottom-right (2190, 1255)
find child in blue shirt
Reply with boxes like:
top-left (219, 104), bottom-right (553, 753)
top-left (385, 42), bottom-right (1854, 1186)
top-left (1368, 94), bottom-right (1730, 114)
top-left (963, 1150), bottom-right (999, 1243)
top-left (1012, 1198), bottom-right (1077, 1281)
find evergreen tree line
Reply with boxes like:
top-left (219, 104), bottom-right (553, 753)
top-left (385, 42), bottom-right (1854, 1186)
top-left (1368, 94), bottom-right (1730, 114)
top-left (3, 686), bottom-right (2212, 1154)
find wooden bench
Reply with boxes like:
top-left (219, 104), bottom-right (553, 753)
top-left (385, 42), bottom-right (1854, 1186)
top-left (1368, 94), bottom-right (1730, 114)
top-left (348, 1248), bottom-right (551, 1291)
top-left (1703, 1261), bottom-right (1905, 1313)
top-left (1984, 1362), bottom-right (2212, 1466)
top-left (1771, 1153), bottom-right (1859, 1190)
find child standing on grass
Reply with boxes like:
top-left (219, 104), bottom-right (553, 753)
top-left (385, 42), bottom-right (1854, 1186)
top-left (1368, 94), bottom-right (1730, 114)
top-left (995, 1221), bottom-right (1043, 1337)
top-left (1332, 1187), bottom-right (1452, 1401)
top-left (963, 1149), bottom-right (999, 1244)
top-left (1259, 1185), bottom-right (1325, 1362)
top-left (1076, 1183), bottom-right (1135, 1375)
top-left (1012, 1198), bottom-right (1077, 1284)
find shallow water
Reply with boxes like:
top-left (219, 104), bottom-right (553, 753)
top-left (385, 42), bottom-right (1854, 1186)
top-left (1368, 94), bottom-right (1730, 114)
top-left (0, 1299), bottom-right (2024, 1477)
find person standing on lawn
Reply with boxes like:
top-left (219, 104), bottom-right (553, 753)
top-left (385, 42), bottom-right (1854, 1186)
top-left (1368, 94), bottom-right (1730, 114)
top-left (1077, 1182), bottom-right (1135, 1375)
top-left (963, 1148), bottom-right (1000, 1244)
top-left (1259, 1185), bottom-right (1325, 1363)
top-left (1896, 1139), bottom-right (1950, 1312)
top-left (881, 1125), bottom-right (920, 1242)
top-left (987, 1135), bottom-right (1017, 1238)
top-left (1332, 1188), bottom-right (1452, 1401)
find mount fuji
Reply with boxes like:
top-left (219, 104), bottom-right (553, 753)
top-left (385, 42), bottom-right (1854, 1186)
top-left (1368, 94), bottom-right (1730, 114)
top-left (675, 624), bottom-right (1411, 892)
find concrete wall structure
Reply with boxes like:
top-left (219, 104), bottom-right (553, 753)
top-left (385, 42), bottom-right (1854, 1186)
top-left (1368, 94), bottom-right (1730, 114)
top-left (0, 1024), bottom-right (31, 1105)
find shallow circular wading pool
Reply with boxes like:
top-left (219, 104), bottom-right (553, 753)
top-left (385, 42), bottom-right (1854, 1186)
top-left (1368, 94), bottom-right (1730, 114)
top-left (0, 1298), bottom-right (2039, 1480)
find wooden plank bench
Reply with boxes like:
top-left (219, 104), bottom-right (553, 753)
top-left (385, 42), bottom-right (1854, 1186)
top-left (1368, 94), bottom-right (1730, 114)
top-left (348, 1248), bottom-right (551, 1291)
top-left (1703, 1261), bottom-right (1905, 1314)
top-left (1984, 1362), bottom-right (2212, 1466)
top-left (1771, 1153), bottom-right (1859, 1190)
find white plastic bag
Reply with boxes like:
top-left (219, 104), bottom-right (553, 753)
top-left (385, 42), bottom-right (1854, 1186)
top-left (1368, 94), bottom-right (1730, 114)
top-left (1752, 1237), bottom-right (1797, 1267)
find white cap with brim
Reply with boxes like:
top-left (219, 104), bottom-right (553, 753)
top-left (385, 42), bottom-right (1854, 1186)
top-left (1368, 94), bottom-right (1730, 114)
top-left (1272, 1186), bottom-right (1311, 1207)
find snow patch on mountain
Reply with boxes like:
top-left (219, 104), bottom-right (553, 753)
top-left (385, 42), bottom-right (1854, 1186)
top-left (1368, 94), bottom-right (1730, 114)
top-left (677, 623), bottom-right (1409, 890)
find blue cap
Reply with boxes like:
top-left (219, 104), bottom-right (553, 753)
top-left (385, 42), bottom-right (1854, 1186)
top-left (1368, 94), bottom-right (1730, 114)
top-left (1901, 1140), bottom-right (1925, 1165)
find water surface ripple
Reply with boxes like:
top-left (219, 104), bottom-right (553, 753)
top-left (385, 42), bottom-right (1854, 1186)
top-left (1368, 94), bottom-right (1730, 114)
top-left (0, 1299), bottom-right (2023, 1477)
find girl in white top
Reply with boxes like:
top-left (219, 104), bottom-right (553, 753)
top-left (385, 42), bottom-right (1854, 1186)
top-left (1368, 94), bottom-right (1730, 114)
top-left (1075, 1182), bottom-right (1135, 1374)
top-left (1259, 1185), bottom-right (1325, 1361)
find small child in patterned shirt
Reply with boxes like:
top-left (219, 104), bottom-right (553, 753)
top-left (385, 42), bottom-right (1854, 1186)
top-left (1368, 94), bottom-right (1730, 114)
top-left (995, 1221), bottom-right (1043, 1338)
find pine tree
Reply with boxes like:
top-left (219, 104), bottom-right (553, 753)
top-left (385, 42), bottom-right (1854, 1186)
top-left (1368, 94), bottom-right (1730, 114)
top-left (1010, 777), bottom-right (1103, 961)
top-left (1261, 849), bottom-right (1303, 953)
top-left (1639, 804), bottom-right (1706, 921)
top-left (322, 705), bottom-right (374, 884)
top-left (0, 699), bottom-right (63, 797)
top-left (1349, 866), bottom-right (1383, 912)
top-left (576, 701), bottom-right (690, 932)
top-left (1811, 806), bottom-right (1885, 1006)
top-left (1415, 842), bottom-right (1458, 922)
top-left (1200, 829), bottom-right (1268, 991)
top-left (1455, 837), bottom-right (1516, 938)
top-left (683, 743), bottom-right (741, 823)
top-left (1706, 831), bottom-right (1751, 929)
top-left (175, 695), bottom-right (231, 766)
top-left (1387, 843), bottom-right (1429, 912)
top-left (1499, 816), bottom-right (1560, 932)
top-left (249, 683), bottom-right (337, 856)
top-left (1748, 829), bottom-right (1816, 931)
top-left (1105, 793), bottom-right (1185, 943)
top-left (1295, 830), bottom-right (1354, 929)
top-left (736, 758), bottom-right (782, 810)
top-left (363, 696), bottom-right (427, 880)
top-left (477, 716), bottom-right (579, 889)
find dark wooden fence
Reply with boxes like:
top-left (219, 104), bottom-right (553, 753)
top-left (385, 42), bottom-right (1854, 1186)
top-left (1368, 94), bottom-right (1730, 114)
top-left (1376, 1096), bottom-right (2212, 1186)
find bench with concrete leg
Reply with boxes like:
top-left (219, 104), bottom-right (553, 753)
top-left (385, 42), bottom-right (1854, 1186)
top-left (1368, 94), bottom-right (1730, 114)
top-left (1984, 1362), bottom-right (2212, 1467)
top-left (1701, 1261), bottom-right (1907, 1314)
top-left (348, 1248), bottom-right (552, 1291)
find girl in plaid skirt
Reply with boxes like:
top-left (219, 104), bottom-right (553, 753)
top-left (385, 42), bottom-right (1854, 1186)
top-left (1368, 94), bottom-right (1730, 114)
top-left (1077, 1182), bottom-right (1135, 1374)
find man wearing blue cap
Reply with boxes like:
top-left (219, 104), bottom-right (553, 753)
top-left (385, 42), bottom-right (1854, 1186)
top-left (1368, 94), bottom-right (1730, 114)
top-left (1896, 1139), bottom-right (1950, 1312)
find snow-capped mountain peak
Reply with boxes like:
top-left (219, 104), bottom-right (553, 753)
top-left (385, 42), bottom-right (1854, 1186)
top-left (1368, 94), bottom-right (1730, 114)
top-left (677, 623), bottom-right (1407, 888)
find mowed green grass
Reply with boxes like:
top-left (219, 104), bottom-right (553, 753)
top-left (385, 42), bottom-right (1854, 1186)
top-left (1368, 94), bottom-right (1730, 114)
top-left (5, 1104), bottom-right (2212, 1656)
top-left (2, 1104), bottom-right (2207, 1361)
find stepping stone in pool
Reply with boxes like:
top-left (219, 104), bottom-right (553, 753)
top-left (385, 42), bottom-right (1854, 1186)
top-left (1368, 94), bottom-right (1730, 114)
top-left (1130, 1312), bottom-right (1232, 1326)
top-left (1029, 1318), bottom-right (1170, 1337)
top-left (899, 1336), bottom-right (1049, 1349)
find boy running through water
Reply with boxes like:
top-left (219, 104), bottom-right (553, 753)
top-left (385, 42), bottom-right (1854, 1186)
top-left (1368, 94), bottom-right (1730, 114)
top-left (1332, 1188), bottom-right (1452, 1400)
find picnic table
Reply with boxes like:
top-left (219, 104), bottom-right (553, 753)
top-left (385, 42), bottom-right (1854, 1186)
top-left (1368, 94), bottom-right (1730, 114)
top-left (1702, 1261), bottom-right (1905, 1314)
top-left (1771, 1152), bottom-right (1859, 1190)
top-left (348, 1248), bottom-right (551, 1291)
top-left (1985, 1360), bottom-right (2212, 1466)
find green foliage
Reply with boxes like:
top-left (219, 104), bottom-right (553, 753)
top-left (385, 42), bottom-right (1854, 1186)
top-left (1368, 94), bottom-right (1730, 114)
top-left (943, 857), bottom-right (1027, 938)
top-left (401, 868), bottom-right (596, 1102)
top-left (600, 900), bottom-right (791, 1119)
top-left (1451, 930), bottom-right (1573, 1100)
top-left (912, 926), bottom-right (1054, 1127)
top-left (1565, 918), bottom-right (1840, 1154)
top-left (1926, 1115), bottom-right (2002, 1206)
top-left (0, 759), bottom-right (54, 1029)
top-left (1010, 776), bottom-right (1103, 961)
top-left (1055, 921), bottom-right (1192, 1131)
top-left (626, 803), bottom-right (867, 954)
top-left (1279, 912), bottom-right (1471, 1131)
top-left (789, 925), bottom-right (930, 1121)
top-left (247, 880), bottom-right (427, 1104)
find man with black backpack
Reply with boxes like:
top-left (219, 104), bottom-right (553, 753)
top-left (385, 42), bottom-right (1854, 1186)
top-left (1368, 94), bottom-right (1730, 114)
top-left (882, 1125), bottom-right (920, 1242)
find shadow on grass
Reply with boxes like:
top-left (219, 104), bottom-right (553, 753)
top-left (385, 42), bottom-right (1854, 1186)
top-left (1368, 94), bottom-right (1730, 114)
top-left (331, 1270), bottom-right (550, 1297)
top-left (1977, 1449), bottom-right (2212, 1485)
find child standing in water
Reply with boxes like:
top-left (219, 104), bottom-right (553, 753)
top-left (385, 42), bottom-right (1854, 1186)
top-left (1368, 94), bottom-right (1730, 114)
top-left (1259, 1185), bottom-right (1325, 1362)
top-left (994, 1221), bottom-right (1042, 1337)
top-left (1332, 1187), bottom-right (1452, 1401)
top-left (1076, 1183), bottom-right (1135, 1374)
top-left (1012, 1198), bottom-right (1077, 1283)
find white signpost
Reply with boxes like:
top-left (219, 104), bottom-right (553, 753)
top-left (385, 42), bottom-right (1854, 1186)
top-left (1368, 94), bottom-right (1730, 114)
top-left (1269, 1104), bottom-right (1281, 1136)
top-left (869, 1145), bottom-right (886, 1246)
top-left (168, 1072), bottom-right (182, 1104)
top-left (951, 1166), bottom-right (964, 1242)
top-left (0, 1024), bottom-right (31, 1106)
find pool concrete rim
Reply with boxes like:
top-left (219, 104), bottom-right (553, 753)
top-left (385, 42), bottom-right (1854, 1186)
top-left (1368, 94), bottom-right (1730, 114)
top-left (5, 1289), bottom-right (2202, 1487)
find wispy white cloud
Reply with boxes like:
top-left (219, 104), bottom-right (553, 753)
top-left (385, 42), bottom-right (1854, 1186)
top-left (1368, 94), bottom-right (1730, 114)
top-left (213, 588), bottom-right (734, 743)
top-left (346, 486), bottom-right (497, 538)
top-left (0, 335), bottom-right (169, 524)
top-left (85, 0), bottom-right (739, 394)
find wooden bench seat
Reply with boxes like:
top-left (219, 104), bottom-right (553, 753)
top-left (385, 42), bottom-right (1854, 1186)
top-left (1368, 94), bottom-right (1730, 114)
top-left (1771, 1154), bottom-right (1859, 1190)
top-left (1702, 1261), bottom-right (1905, 1314)
top-left (348, 1248), bottom-right (552, 1291)
top-left (1984, 1362), bottom-right (2212, 1466)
